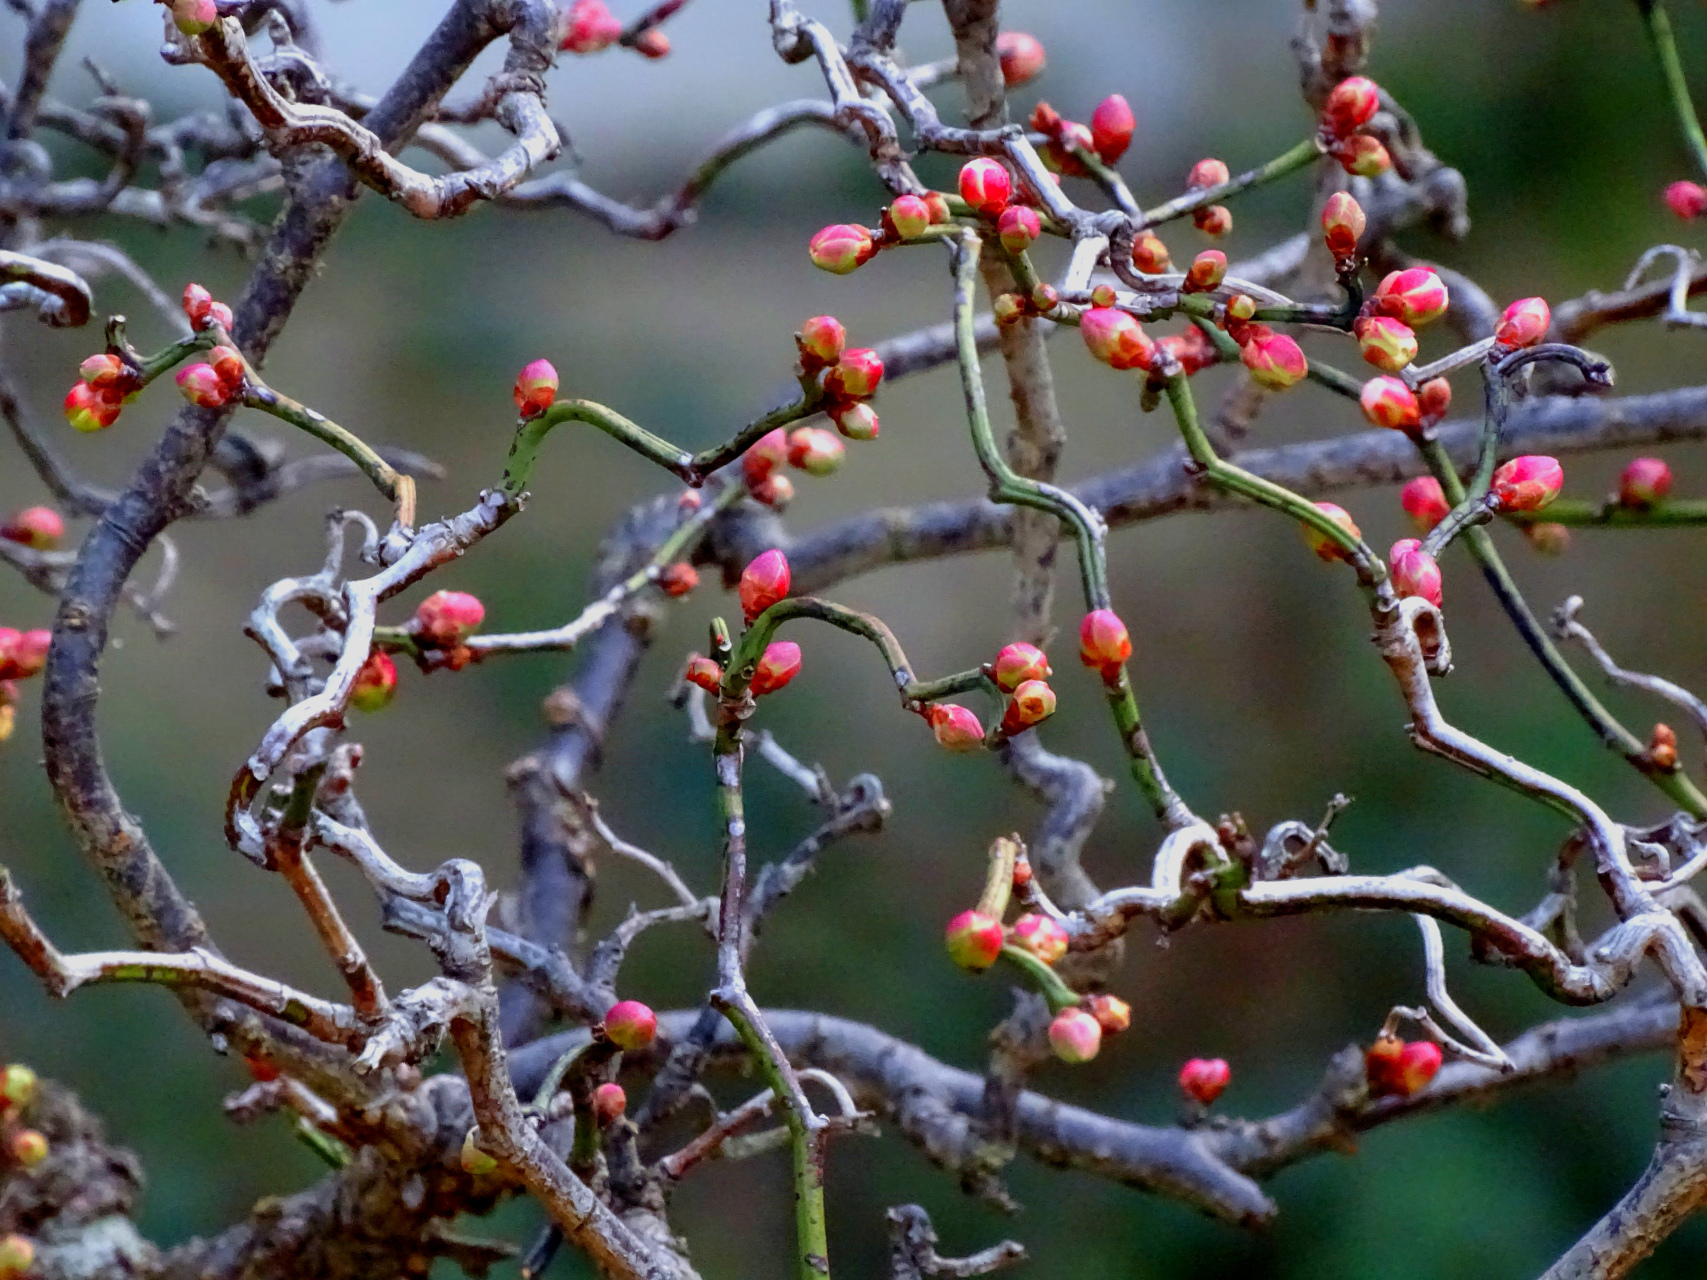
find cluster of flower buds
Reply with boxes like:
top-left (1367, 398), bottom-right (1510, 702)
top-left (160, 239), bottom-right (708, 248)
top-left (0, 1064), bottom-right (46, 1181)
top-left (1665, 180), bottom-right (1706, 221)
top-left (593, 1082), bottom-right (628, 1124)
top-left (601, 999), bottom-right (658, 1051)
top-left (1649, 723), bottom-right (1680, 772)
top-left (992, 282), bottom-right (1061, 328)
top-left (63, 349), bottom-right (140, 433)
top-left (1048, 993), bottom-right (1133, 1065)
top-left (742, 422), bottom-right (847, 508)
top-left (1029, 102), bottom-right (1094, 177)
top-left (168, 0), bottom-right (217, 37)
top-left (1493, 296), bottom-right (1550, 351)
top-left (1154, 324), bottom-right (1218, 377)
top-left (1364, 1034), bottom-right (1442, 1097)
top-left (560, 0), bottom-right (622, 52)
top-left (1191, 289), bottom-right (1308, 392)
top-left (1185, 158), bottom-right (1232, 238)
top-left (514, 359), bottom-right (560, 419)
top-left (1619, 457), bottom-right (1672, 508)
top-left (1318, 76), bottom-right (1391, 178)
top-left (177, 341), bottom-right (248, 410)
top-left (1359, 374), bottom-right (1449, 434)
top-left (1489, 455), bottom-right (1564, 512)
top-left (1388, 538), bottom-right (1444, 607)
top-left (1178, 1056), bottom-right (1232, 1106)
top-left (1, 506), bottom-right (64, 550)
top-left (182, 281), bottom-right (235, 333)
top-left (991, 642), bottom-right (1058, 736)
top-left (408, 589), bottom-right (486, 670)
top-left (1400, 476), bottom-right (1450, 533)
top-left (0, 620), bottom-right (50, 743)
top-left (1320, 191), bottom-right (1366, 268)
top-left (738, 549), bottom-right (791, 623)
top-left (1302, 501), bottom-right (1361, 563)
top-left (995, 31), bottom-right (1045, 87)
top-left (795, 316), bottom-right (884, 442)
top-left (1351, 267), bottom-right (1449, 392)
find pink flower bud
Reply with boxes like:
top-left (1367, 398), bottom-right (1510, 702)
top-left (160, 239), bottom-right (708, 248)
top-left (1418, 377), bottom-right (1452, 422)
top-left (993, 641), bottom-right (1051, 692)
top-left (1183, 250), bottom-right (1226, 293)
top-left (1665, 180), bottom-right (1707, 220)
top-left (958, 158), bottom-right (1012, 215)
top-left (1324, 76), bottom-right (1380, 135)
top-left (0, 1234), bottom-right (34, 1276)
top-left (1192, 205), bottom-right (1233, 238)
top-left (1524, 521), bottom-right (1571, 555)
top-left (787, 426), bottom-right (845, 476)
top-left (561, 0), bottom-right (622, 53)
top-left (1400, 477), bottom-right (1450, 533)
top-left (798, 315), bottom-right (846, 367)
top-left (750, 640), bottom-right (802, 696)
top-left (593, 1082), bottom-right (627, 1123)
top-left (9, 630), bottom-right (49, 679)
top-left (1089, 94), bottom-right (1135, 164)
top-left (808, 223), bottom-right (875, 275)
top-left (513, 358), bottom-right (559, 417)
top-left (1186, 158), bottom-right (1230, 190)
top-left (10, 1129), bottom-right (46, 1167)
top-left (827, 348), bottom-right (884, 400)
top-left (1178, 1057), bottom-right (1231, 1105)
top-left (176, 363), bottom-right (228, 408)
top-left (923, 192), bottom-right (952, 225)
top-left (1494, 296), bottom-right (1550, 349)
top-left (1008, 912), bottom-right (1068, 963)
top-left (182, 282), bottom-right (214, 326)
top-left (350, 650), bottom-right (397, 713)
top-left (64, 382), bottom-right (120, 432)
top-left (1302, 502), bottom-right (1361, 562)
top-left (1321, 192), bottom-right (1366, 257)
top-left (997, 205), bottom-right (1042, 254)
top-left (887, 194), bottom-right (931, 241)
top-left (207, 301), bottom-right (234, 331)
top-left (684, 654), bottom-right (722, 693)
top-left (1241, 332), bottom-right (1308, 390)
top-left (78, 352), bottom-right (125, 387)
top-left (658, 563), bottom-right (699, 597)
top-left (1490, 455), bottom-right (1564, 512)
top-left (995, 31), bottom-right (1045, 86)
top-left (1359, 375), bottom-right (1420, 431)
top-left (742, 427), bottom-right (790, 486)
top-left (1000, 678), bottom-right (1057, 734)
top-left (1389, 539), bottom-right (1443, 607)
top-left (603, 999), bottom-right (657, 1051)
top-left (1356, 315), bottom-right (1417, 372)
top-left (415, 590), bottom-right (486, 646)
top-left (928, 703), bottom-right (985, 752)
top-left (1337, 134), bottom-right (1391, 178)
top-left (1619, 457), bottom-right (1672, 507)
top-left (1080, 307), bottom-right (1154, 371)
top-left (1086, 993), bottom-right (1131, 1034)
top-left (633, 28), bottom-right (669, 58)
top-left (1373, 268), bottom-right (1450, 327)
top-left (944, 908), bottom-right (1005, 971)
top-left (1, 506), bottom-right (64, 550)
top-left (751, 472), bottom-right (794, 508)
top-left (1131, 232), bottom-right (1171, 274)
top-left (172, 0), bottom-right (217, 37)
top-left (1048, 1008), bottom-right (1103, 1064)
top-left (460, 1129), bottom-right (499, 1175)
top-left (830, 401), bottom-right (879, 440)
top-left (739, 549), bottom-right (791, 623)
top-left (1078, 609), bottom-right (1132, 679)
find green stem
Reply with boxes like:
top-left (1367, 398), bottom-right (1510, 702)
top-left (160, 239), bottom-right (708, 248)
top-left (1137, 137), bottom-right (1323, 229)
top-left (134, 332), bottom-right (214, 386)
top-left (242, 386), bottom-right (406, 508)
top-left (997, 943), bottom-right (1079, 1012)
top-left (1305, 358), bottom-right (1366, 401)
top-left (1507, 498), bottom-right (1707, 527)
top-left (1640, 0), bottom-right (1707, 180)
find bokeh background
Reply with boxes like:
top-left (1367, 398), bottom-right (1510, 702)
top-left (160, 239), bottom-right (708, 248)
top-left (5, 1), bottom-right (1707, 1276)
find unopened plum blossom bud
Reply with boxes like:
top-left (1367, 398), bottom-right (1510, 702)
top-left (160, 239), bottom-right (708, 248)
top-left (742, 427), bottom-right (789, 485)
top-left (787, 427), bottom-right (844, 476)
top-left (63, 382), bottom-right (118, 432)
top-left (944, 909), bottom-right (1004, 971)
top-left (350, 650), bottom-right (396, 713)
top-left (1665, 180), bottom-right (1707, 220)
top-left (10, 1130), bottom-right (46, 1167)
top-left (1524, 522), bottom-right (1571, 555)
top-left (887, 194), bottom-right (931, 240)
top-left (593, 1082), bottom-right (627, 1124)
top-left (658, 563), bottom-right (699, 597)
top-left (1193, 205), bottom-right (1232, 238)
top-left (958, 158), bottom-right (1012, 215)
top-left (561, 0), bottom-right (622, 53)
top-left (798, 316), bottom-right (846, 370)
top-left (1178, 1057), bottom-right (1231, 1105)
top-left (1338, 134), bottom-right (1391, 178)
top-left (739, 549), bottom-right (790, 622)
top-left (1650, 723), bottom-right (1680, 771)
top-left (172, 0), bottom-right (217, 37)
top-left (1389, 539), bottom-right (1443, 607)
top-left (79, 352), bottom-right (125, 387)
top-left (1400, 476), bottom-right (1450, 533)
top-left (1324, 75), bottom-right (1380, 135)
top-left (1009, 912), bottom-right (1068, 963)
top-left (1241, 331), bottom-right (1308, 390)
top-left (176, 363), bottom-right (228, 408)
top-left (1360, 375), bottom-right (1420, 431)
top-left (1078, 608), bottom-right (1132, 678)
top-left (992, 293), bottom-right (1026, 326)
top-left (9, 631), bottom-right (48, 679)
top-left (1187, 158), bottom-right (1229, 190)
top-left (827, 348), bottom-right (883, 400)
top-left (997, 205), bottom-right (1042, 253)
top-left (633, 27), bottom-right (669, 57)
top-left (0, 1065), bottom-right (35, 1110)
top-left (1357, 316), bottom-right (1417, 372)
top-left (750, 641), bottom-right (802, 696)
top-left (1226, 294), bottom-right (1257, 323)
top-left (1048, 1008), bottom-right (1102, 1064)
top-left (1031, 283), bottom-right (1059, 312)
top-left (1011, 856), bottom-right (1033, 889)
top-left (1183, 250), bottom-right (1226, 293)
top-left (207, 345), bottom-right (245, 391)
top-left (808, 223), bottom-right (875, 275)
top-left (0, 1236), bottom-right (34, 1277)
top-left (513, 359), bottom-right (558, 417)
top-left (1418, 378), bottom-right (1452, 422)
top-left (831, 401), bottom-right (879, 441)
top-left (182, 282), bottom-right (214, 326)
top-left (603, 1000), bottom-right (657, 1051)
top-left (415, 590), bottom-right (485, 646)
top-left (923, 192), bottom-right (952, 224)
top-left (928, 703), bottom-right (985, 752)
top-left (1302, 502), bottom-right (1360, 562)
top-left (1619, 457), bottom-right (1672, 507)
top-left (1394, 1040), bottom-right (1442, 1095)
top-left (1321, 191), bottom-right (1366, 257)
top-left (996, 31), bottom-right (1045, 86)
top-left (1374, 268), bottom-right (1450, 327)
top-left (1089, 284), bottom-right (1117, 308)
top-left (1490, 455), bottom-right (1564, 512)
top-left (1364, 1033), bottom-right (1404, 1094)
top-left (1494, 296), bottom-right (1551, 349)
top-left (207, 301), bottom-right (234, 331)
top-left (1086, 993), bottom-right (1131, 1034)
top-left (993, 641), bottom-right (1050, 692)
top-left (1089, 93), bottom-right (1135, 164)
top-left (1131, 231), bottom-right (1171, 274)
top-left (2, 506), bottom-right (64, 550)
top-left (1041, 119), bottom-right (1093, 176)
top-left (684, 654), bottom-right (721, 693)
top-left (460, 1129), bottom-right (499, 1175)
top-left (1079, 307), bottom-right (1154, 371)
top-left (751, 472), bottom-right (794, 508)
top-left (1000, 679), bottom-right (1057, 734)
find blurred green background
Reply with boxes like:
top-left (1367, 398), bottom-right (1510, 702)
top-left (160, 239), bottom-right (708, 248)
top-left (4, 0), bottom-right (1707, 1275)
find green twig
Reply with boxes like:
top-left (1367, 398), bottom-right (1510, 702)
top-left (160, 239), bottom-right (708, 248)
top-left (1640, 0), bottom-right (1707, 180)
top-left (1137, 137), bottom-right (1323, 230)
top-left (1506, 498), bottom-right (1707, 527)
top-left (997, 943), bottom-right (1079, 1012)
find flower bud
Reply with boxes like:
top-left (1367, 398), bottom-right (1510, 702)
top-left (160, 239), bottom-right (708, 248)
top-left (1619, 457), bottom-right (1672, 507)
top-left (0, 1236), bottom-right (34, 1277)
top-left (1078, 609), bottom-right (1132, 678)
top-left (1048, 1008), bottom-right (1102, 1064)
top-left (182, 282), bottom-right (214, 326)
top-left (63, 382), bottom-right (119, 433)
top-left (10, 1130), bottom-right (47, 1166)
top-left (1086, 993), bottom-right (1131, 1035)
top-left (1523, 520), bottom-right (1570, 555)
top-left (1186, 158), bottom-right (1230, 190)
top-left (415, 590), bottom-right (485, 646)
top-left (678, 489), bottom-right (702, 514)
top-left (1012, 856), bottom-right (1033, 889)
top-left (206, 345), bottom-right (245, 391)
top-left (787, 427), bottom-right (845, 477)
top-left (808, 223), bottom-right (875, 274)
top-left (1321, 192), bottom-right (1366, 257)
top-left (1000, 679), bottom-right (1057, 734)
top-left (1131, 231), bottom-right (1171, 274)
top-left (1090, 284), bottom-right (1117, 308)
top-left (207, 301), bottom-right (234, 331)
top-left (1337, 133), bottom-right (1391, 177)
top-left (923, 192), bottom-right (952, 225)
top-left (685, 654), bottom-right (721, 693)
top-left (1392, 1040), bottom-right (1442, 1096)
top-left (751, 472), bottom-right (794, 508)
top-left (603, 999), bottom-right (657, 1051)
top-left (798, 315), bottom-right (846, 367)
top-left (750, 640), bottom-right (802, 696)
top-left (997, 205), bottom-right (1042, 254)
top-left (1494, 296), bottom-right (1551, 349)
top-left (1360, 375), bottom-right (1420, 431)
top-left (1178, 1057), bottom-right (1231, 1105)
top-left (631, 26), bottom-right (669, 56)
top-left (1356, 316), bottom-right (1417, 372)
top-left (593, 1082), bottom-right (627, 1124)
top-left (993, 293), bottom-right (1026, 326)
top-left (1041, 120), bottom-right (1093, 176)
top-left (888, 194), bottom-right (931, 240)
top-left (1031, 283), bottom-right (1059, 312)
top-left (1183, 250), bottom-right (1226, 293)
top-left (993, 641), bottom-right (1051, 692)
top-left (1, 507), bottom-right (64, 551)
top-left (1302, 502), bottom-right (1361, 562)
top-left (1008, 912), bottom-right (1068, 963)
top-left (1650, 723), bottom-right (1680, 771)
top-left (1324, 76), bottom-right (1380, 134)
top-left (7, 630), bottom-right (49, 680)
top-left (830, 401), bottom-right (879, 441)
top-left (658, 563), bottom-right (699, 597)
top-left (928, 703), bottom-right (985, 752)
top-left (1400, 477), bottom-right (1450, 533)
top-left (1192, 205), bottom-right (1233, 238)
top-left (739, 549), bottom-right (790, 622)
top-left (1389, 539), bottom-right (1443, 607)
top-left (827, 347), bottom-right (884, 400)
top-left (513, 358), bottom-right (559, 418)
top-left (1418, 378), bottom-right (1452, 422)
top-left (1226, 294), bottom-right (1257, 323)
top-left (243, 1054), bottom-right (280, 1083)
top-left (561, 0), bottom-right (622, 53)
top-left (742, 427), bottom-right (790, 486)
top-left (172, 0), bottom-right (217, 37)
top-left (1665, 180), bottom-right (1707, 220)
top-left (460, 1129), bottom-right (499, 1175)
top-left (1490, 455), bottom-right (1563, 512)
top-left (995, 31), bottom-right (1045, 87)
top-left (1158, 328), bottom-right (1216, 376)
top-left (79, 352), bottom-right (125, 387)
top-left (1079, 307), bottom-right (1154, 371)
top-left (944, 908), bottom-right (1004, 971)
top-left (958, 158), bottom-right (1012, 215)
top-left (176, 363), bottom-right (228, 408)
top-left (1089, 94), bottom-right (1135, 164)
top-left (1, 1065), bottom-right (36, 1110)
top-left (1374, 268), bottom-right (1450, 327)
top-left (1241, 332), bottom-right (1308, 390)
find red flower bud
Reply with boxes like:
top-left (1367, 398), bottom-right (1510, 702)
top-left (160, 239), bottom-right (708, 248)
top-left (787, 426), bottom-right (845, 477)
top-left (1186, 157), bottom-right (1229, 190)
top-left (993, 641), bottom-right (1051, 692)
top-left (1158, 328), bottom-right (1217, 376)
top-left (561, 0), bottom-right (622, 53)
top-left (207, 301), bottom-right (234, 331)
top-left (923, 192), bottom-right (952, 225)
top-left (1241, 332), bottom-right (1308, 390)
top-left (1490, 455), bottom-right (1564, 512)
top-left (750, 640), bottom-right (802, 696)
top-left (742, 427), bottom-right (790, 486)
top-left (808, 223), bottom-right (875, 274)
top-left (1080, 307), bottom-right (1154, 371)
top-left (1000, 678), bottom-right (1057, 734)
top-left (928, 703), bottom-right (985, 752)
top-left (633, 28), bottom-right (669, 58)
top-left (1178, 1057), bottom-right (1231, 1105)
top-left (1008, 912), bottom-right (1068, 963)
top-left (171, 0), bottom-right (217, 35)
top-left (958, 158), bottom-right (1012, 215)
top-left (1389, 539), bottom-right (1443, 607)
top-left (739, 549), bottom-right (790, 623)
top-left (1089, 94), bottom-right (1135, 164)
top-left (658, 563), bottom-right (699, 598)
top-left (1041, 120), bottom-right (1093, 176)
top-left (1374, 268), bottom-right (1450, 327)
top-left (63, 382), bottom-right (119, 433)
top-left (176, 363), bottom-right (228, 408)
top-left (350, 650), bottom-right (396, 713)
top-left (1321, 191), bottom-right (1366, 257)
top-left (1086, 993), bottom-right (1131, 1034)
top-left (798, 315), bottom-right (846, 367)
top-left (997, 205), bottom-right (1042, 254)
top-left (1360, 375), bottom-right (1420, 430)
top-left (1324, 76), bottom-right (1380, 135)
top-left (1400, 476), bottom-right (1450, 533)
top-left (1183, 250), bottom-right (1226, 293)
top-left (1356, 315), bottom-right (1417, 372)
top-left (1048, 1008), bottom-right (1102, 1064)
top-left (1650, 723), bottom-right (1680, 771)
top-left (513, 359), bottom-right (559, 418)
top-left (888, 194), bottom-right (931, 240)
top-left (8, 630), bottom-right (48, 679)
top-left (1665, 180), bottom-right (1707, 220)
top-left (1494, 296), bottom-right (1550, 349)
top-left (0, 1066), bottom-right (35, 1111)
top-left (1031, 283), bottom-right (1059, 312)
top-left (830, 401), bottom-right (879, 441)
top-left (0, 1236), bottom-right (34, 1277)
top-left (684, 654), bottom-right (722, 693)
top-left (1302, 502), bottom-right (1361, 562)
top-left (995, 31), bottom-right (1045, 87)
top-left (750, 472), bottom-right (794, 508)
top-left (1078, 609), bottom-right (1132, 679)
top-left (415, 590), bottom-right (485, 646)
top-left (1089, 284), bottom-right (1117, 308)
top-left (1192, 205), bottom-right (1232, 238)
top-left (78, 352), bottom-right (125, 387)
top-left (593, 1082), bottom-right (627, 1124)
top-left (944, 909), bottom-right (1004, 971)
top-left (207, 345), bottom-right (245, 391)
top-left (1418, 377), bottom-right (1452, 422)
top-left (182, 282), bottom-right (214, 326)
top-left (1131, 231), bottom-right (1171, 274)
top-left (1368, 1038), bottom-right (1443, 1097)
top-left (603, 999), bottom-right (657, 1051)
top-left (10, 1130), bottom-right (47, 1167)
top-left (1524, 521), bottom-right (1571, 555)
top-left (1, 506), bottom-right (64, 550)
top-left (1337, 134), bottom-right (1391, 178)
top-left (827, 348), bottom-right (884, 400)
top-left (1619, 457), bottom-right (1673, 507)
